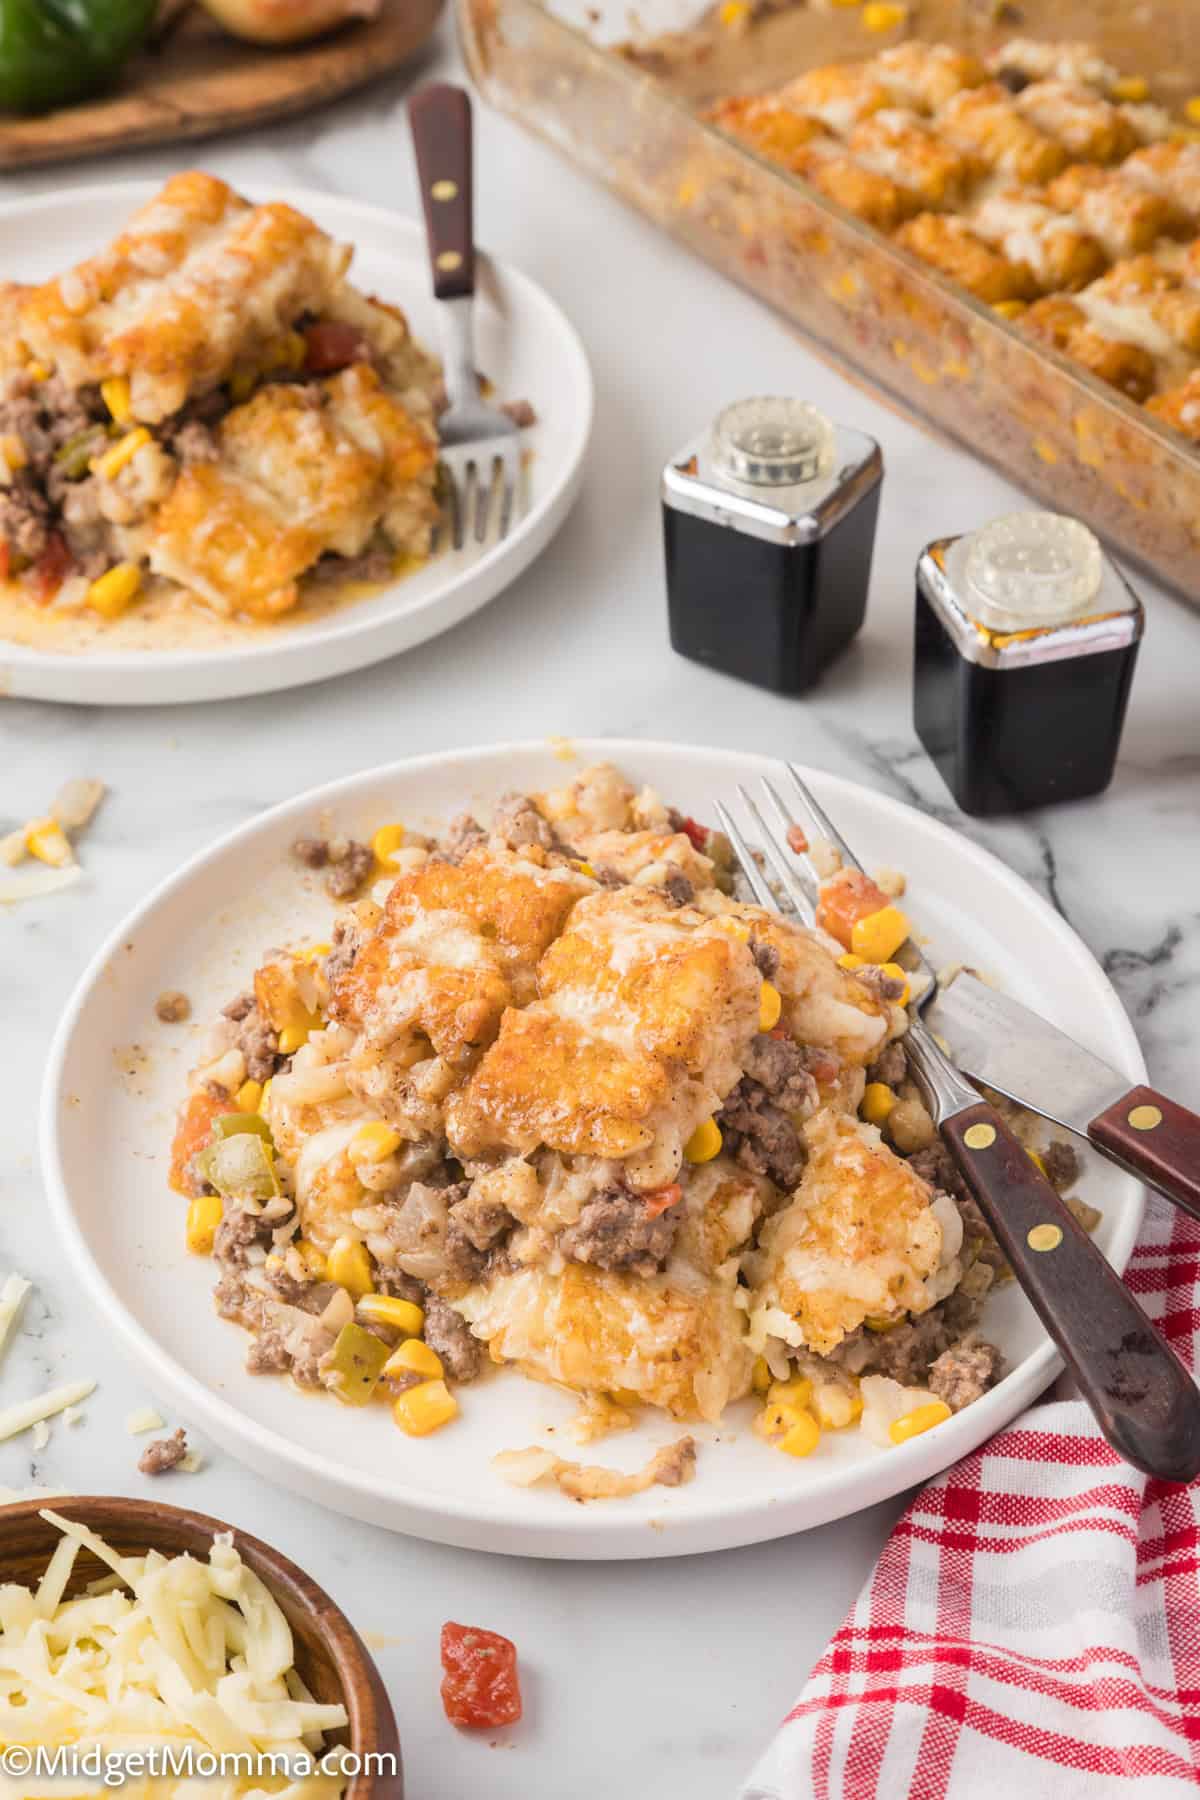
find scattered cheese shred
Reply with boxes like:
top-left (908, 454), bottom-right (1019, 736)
top-left (0, 1513), bottom-right (351, 1794)
top-left (0, 1378), bottom-right (96, 1445)
top-left (31, 1419), bottom-right (50, 1451)
top-left (492, 1436), bottom-right (697, 1500)
top-left (0, 1273), bottom-right (32, 1366)
top-left (0, 860), bottom-right (82, 905)
top-left (0, 776), bottom-right (105, 902)
top-left (126, 1406), bottom-right (166, 1435)
top-left (62, 1405), bottom-right (84, 1427)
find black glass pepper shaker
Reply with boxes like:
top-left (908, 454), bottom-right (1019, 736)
top-left (662, 397), bottom-right (883, 695)
top-left (914, 511), bottom-right (1143, 817)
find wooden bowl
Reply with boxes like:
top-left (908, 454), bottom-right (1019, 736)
top-left (0, 1495), bottom-right (401, 1797)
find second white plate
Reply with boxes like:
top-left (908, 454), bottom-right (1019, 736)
top-left (40, 740), bottom-right (1147, 1557)
top-left (0, 184), bottom-right (592, 706)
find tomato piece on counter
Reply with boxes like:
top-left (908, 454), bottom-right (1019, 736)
top-left (32, 532), bottom-right (71, 603)
top-left (440, 1622), bottom-right (523, 1728)
top-left (303, 320), bottom-right (366, 374)
top-left (815, 868), bottom-right (890, 950)
top-left (169, 1090), bottom-right (236, 1196)
top-left (677, 815), bottom-right (709, 853)
top-left (642, 1181), bottom-right (683, 1218)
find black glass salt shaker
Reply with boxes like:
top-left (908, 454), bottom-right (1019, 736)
top-left (662, 397), bottom-right (882, 695)
top-left (914, 511), bottom-right (1143, 817)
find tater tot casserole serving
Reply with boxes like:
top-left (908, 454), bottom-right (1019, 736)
top-left (169, 761), bottom-right (1092, 1491)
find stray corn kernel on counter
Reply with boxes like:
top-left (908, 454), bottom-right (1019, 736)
top-left (170, 762), bottom-right (1091, 1490)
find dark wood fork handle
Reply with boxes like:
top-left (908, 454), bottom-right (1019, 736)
top-left (1088, 1085), bottom-right (1200, 1223)
top-left (408, 82), bottom-right (475, 301)
top-left (942, 1101), bottom-right (1200, 1483)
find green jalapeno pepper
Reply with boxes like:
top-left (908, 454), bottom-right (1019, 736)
top-left (0, 0), bottom-right (157, 115)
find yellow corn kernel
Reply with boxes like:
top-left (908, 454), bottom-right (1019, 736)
top-left (752, 1356), bottom-right (772, 1394)
top-left (358, 1293), bottom-right (425, 1336)
top-left (768, 1376), bottom-right (813, 1410)
top-left (862, 1), bottom-right (905, 29)
top-left (879, 962), bottom-right (911, 1004)
top-left (393, 1378), bottom-right (458, 1436)
top-left (754, 1399), bottom-right (804, 1441)
top-left (235, 1079), bottom-right (263, 1113)
top-left (229, 367), bottom-right (256, 402)
top-left (87, 561), bottom-right (143, 619)
top-left (1112, 76), bottom-right (1149, 102)
top-left (572, 859), bottom-right (598, 878)
top-left (298, 941), bottom-right (332, 962)
top-left (258, 1078), bottom-right (273, 1114)
top-left (371, 823), bottom-right (406, 868)
top-left (186, 1193), bottom-right (223, 1255)
top-left (779, 1410), bottom-right (821, 1457)
top-left (94, 429), bottom-right (150, 481)
top-left (814, 1385), bottom-right (863, 1430)
top-left (889, 1399), bottom-right (952, 1444)
top-left (1185, 97), bottom-right (1200, 126)
top-left (384, 1338), bottom-right (444, 1382)
top-left (861, 1082), bottom-right (897, 1126)
top-left (2, 433), bottom-right (27, 471)
top-left (351, 1121), bottom-right (402, 1164)
top-left (294, 1237), bottom-right (326, 1280)
top-left (285, 329), bottom-right (308, 368)
top-left (609, 1387), bottom-right (642, 1408)
top-left (25, 817), bottom-right (72, 867)
top-left (684, 1117), bottom-right (723, 1164)
top-left (100, 377), bottom-right (131, 423)
top-left (992, 299), bottom-right (1027, 320)
top-left (720, 0), bottom-right (749, 23)
top-left (851, 905), bottom-right (910, 964)
top-left (327, 1236), bottom-right (374, 1298)
top-left (837, 952), bottom-right (865, 971)
top-left (26, 361), bottom-right (50, 382)
top-left (277, 1023), bottom-right (311, 1055)
top-left (830, 0), bottom-right (863, 6)
top-left (759, 981), bottom-right (782, 1031)
top-left (715, 916), bottom-right (751, 942)
top-left (865, 1312), bottom-right (903, 1332)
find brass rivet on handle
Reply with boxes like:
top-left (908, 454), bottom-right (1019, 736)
top-left (964, 1122), bottom-right (996, 1150)
top-left (431, 179), bottom-right (458, 201)
top-left (436, 250), bottom-right (463, 273)
top-left (1129, 1104), bottom-right (1163, 1131)
top-left (1028, 1223), bottom-right (1063, 1253)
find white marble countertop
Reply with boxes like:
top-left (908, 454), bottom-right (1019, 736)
top-left (3, 18), bottom-right (1200, 1799)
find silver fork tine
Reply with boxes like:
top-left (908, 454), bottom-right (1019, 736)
top-left (757, 778), bottom-right (819, 921)
top-left (441, 464), bottom-right (463, 553)
top-left (737, 786), bottom-right (815, 921)
top-left (785, 764), bottom-right (862, 871)
top-left (713, 801), bottom-right (775, 910)
top-left (474, 455), bottom-right (494, 543)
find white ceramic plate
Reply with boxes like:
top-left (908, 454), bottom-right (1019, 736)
top-left (41, 740), bottom-right (1146, 1558)
top-left (0, 184), bottom-right (592, 706)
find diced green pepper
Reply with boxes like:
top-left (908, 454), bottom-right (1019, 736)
top-left (195, 1132), bottom-right (279, 1203)
top-left (53, 428), bottom-right (105, 481)
top-left (325, 1323), bottom-right (390, 1407)
top-left (212, 1112), bottom-right (274, 1145)
top-left (0, 0), bottom-right (158, 114)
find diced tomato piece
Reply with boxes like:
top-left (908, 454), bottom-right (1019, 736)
top-left (169, 1090), bottom-right (235, 1197)
top-left (642, 1181), bottom-right (683, 1219)
top-left (677, 815), bottom-right (709, 853)
top-left (303, 320), bottom-right (366, 374)
top-left (816, 868), bottom-right (890, 950)
top-left (440, 1622), bottom-right (522, 1729)
top-left (0, 540), bottom-right (10, 582)
top-left (32, 532), bottom-right (72, 605)
top-left (805, 1046), bottom-right (841, 1086)
top-left (786, 823), bottom-right (809, 854)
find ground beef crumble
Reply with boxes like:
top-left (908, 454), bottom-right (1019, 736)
top-left (422, 1294), bottom-right (481, 1383)
top-left (929, 1334), bottom-right (1003, 1411)
top-left (138, 1428), bottom-right (188, 1475)
top-left (559, 1187), bottom-right (679, 1277)
top-left (325, 839), bottom-right (373, 900)
top-left (717, 1078), bottom-right (806, 1190)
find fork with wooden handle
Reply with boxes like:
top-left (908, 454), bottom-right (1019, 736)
top-left (715, 768), bottom-right (1200, 1483)
top-left (408, 81), bottom-right (522, 548)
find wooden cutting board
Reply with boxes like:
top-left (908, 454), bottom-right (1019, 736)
top-left (0, 0), bottom-right (443, 170)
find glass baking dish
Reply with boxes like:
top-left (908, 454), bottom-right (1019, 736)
top-left (460, 0), bottom-right (1200, 601)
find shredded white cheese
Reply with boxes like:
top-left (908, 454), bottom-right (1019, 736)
top-left (0, 1273), bottom-right (31, 1367)
top-left (0, 1378), bottom-right (96, 1444)
top-left (126, 1406), bottom-right (166, 1435)
top-left (0, 1512), bottom-right (350, 1796)
top-left (30, 1419), bottom-right (50, 1451)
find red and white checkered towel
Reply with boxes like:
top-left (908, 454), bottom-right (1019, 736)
top-left (741, 1195), bottom-right (1200, 1800)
